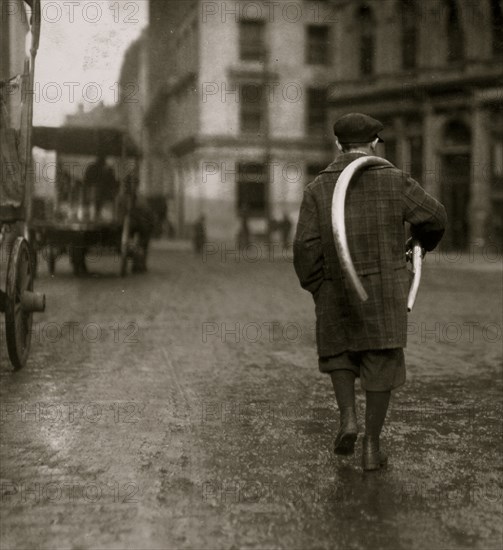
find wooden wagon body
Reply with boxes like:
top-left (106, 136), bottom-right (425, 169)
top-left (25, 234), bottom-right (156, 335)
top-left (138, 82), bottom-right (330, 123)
top-left (0, 0), bottom-right (45, 369)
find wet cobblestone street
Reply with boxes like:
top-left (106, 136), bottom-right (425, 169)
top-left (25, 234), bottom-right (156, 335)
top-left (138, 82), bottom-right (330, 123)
top-left (0, 244), bottom-right (502, 550)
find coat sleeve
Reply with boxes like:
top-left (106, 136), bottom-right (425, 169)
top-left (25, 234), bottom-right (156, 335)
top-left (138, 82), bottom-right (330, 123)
top-left (402, 176), bottom-right (447, 251)
top-left (293, 187), bottom-right (324, 296)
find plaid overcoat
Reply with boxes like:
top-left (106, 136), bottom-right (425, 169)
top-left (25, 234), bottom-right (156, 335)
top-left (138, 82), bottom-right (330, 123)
top-left (294, 152), bottom-right (447, 361)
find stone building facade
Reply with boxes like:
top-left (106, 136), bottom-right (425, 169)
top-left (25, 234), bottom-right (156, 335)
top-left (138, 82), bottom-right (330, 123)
top-left (139, 0), bottom-right (502, 247)
top-left (328, 0), bottom-right (503, 249)
top-left (145, 0), bottom-right (337, 240)
top-left (118, 31), bottom-right (150, 193)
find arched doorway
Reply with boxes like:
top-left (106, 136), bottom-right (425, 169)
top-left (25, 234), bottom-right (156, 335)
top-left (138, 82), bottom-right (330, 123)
top-left (440, 119), bottom-right (471, 250)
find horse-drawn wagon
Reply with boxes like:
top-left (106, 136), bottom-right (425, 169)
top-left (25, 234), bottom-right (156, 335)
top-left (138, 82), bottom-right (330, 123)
top-left (29, 125), bottom-right (142, 277)
top-left (1, 0), bottom-right (45, 369)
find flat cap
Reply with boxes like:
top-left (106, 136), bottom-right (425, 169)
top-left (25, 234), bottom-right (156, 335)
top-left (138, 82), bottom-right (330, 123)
top-left (333, 113), bottom-right (384, 143)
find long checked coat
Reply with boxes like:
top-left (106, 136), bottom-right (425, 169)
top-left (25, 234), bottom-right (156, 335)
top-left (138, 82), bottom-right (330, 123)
top-left (293, 152), bottom-right (447, 364)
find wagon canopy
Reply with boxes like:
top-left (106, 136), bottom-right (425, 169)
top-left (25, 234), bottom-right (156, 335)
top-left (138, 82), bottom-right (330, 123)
top-left (32, 126), bottom-right (141, 158)
top-left (0, 0), bottom-right (40, 219)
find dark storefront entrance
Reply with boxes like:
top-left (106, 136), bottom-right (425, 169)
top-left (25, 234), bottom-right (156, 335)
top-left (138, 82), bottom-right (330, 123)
top-left (441, 153), bottom-right (471, 250)
top-left (440, 120), bottom-right (471, 250)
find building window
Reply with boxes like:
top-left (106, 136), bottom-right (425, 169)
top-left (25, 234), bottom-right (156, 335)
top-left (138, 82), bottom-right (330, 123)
top-left (239, 20), bottom-right (265, 61)
top-left (400, 0), bottom-right (417, 70)
top-left (443, 119), bottom-right (471, 146)
top-left (240, 84), bottom-right (265, 134)
top-left (358, 4), bottom-right (375, 76)
top-left (492, 0), bottom-right (503, 56)
top-left (306, 25), bottom-right (331, 65)
top-left (237, 163), bottom-right (267, 215)
top-left (306, 88), bottom-right (328, 136)
top-left (446, 0), bottom-right (464, 63)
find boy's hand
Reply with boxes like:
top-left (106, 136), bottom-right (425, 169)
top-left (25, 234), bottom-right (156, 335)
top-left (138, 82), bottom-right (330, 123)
top-left (406, 238), bottom-right (426, 262)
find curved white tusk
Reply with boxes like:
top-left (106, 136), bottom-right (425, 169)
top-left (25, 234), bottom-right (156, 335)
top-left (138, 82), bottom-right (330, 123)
top-left (407, 242), bottom-right (423, 312)
top-left (331, 156), bottom-right (394, 302)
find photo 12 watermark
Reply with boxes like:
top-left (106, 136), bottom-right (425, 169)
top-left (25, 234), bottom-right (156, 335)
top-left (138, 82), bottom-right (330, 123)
top-left (200, 478), bottom-right (502, 506)
top-left (201, 321), bottom-right (312, 344)
top-left (201, 160), bottom-right (307, 184)
top-left (2, 80), bottom-right (140, 107)
top-left (201, 243), bottom-right (293, 264)
top-left (200, 400), bottom-right (332, 425)
top-left (1, 480), bottom-right (140, 505)
top-left (201, 81), bottom-right (304, 104)
top-left (407, 321), bottom-right (502, 344)
top-left (2, 1), bottom-right (141, 24)
top-left (24, 321), bottom-right (140, 345)
top-left (0, 401), bottom-right (146, 424)
top-left (200, 1), bottom-right (338, 24)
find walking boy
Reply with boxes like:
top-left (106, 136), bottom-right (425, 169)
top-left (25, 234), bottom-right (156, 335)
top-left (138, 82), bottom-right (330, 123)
top-left (293, 113), bottom-right (447, 471)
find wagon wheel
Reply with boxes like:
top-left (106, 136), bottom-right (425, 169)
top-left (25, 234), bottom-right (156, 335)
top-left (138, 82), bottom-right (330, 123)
top-left (26, 230), bottom-right (39, 279)
top-left (120, 214), bottom-right (131, 277)
top-left (31, 246), bottom-right (39, 279)
top-left (5, 238), bottom-right (34, 370)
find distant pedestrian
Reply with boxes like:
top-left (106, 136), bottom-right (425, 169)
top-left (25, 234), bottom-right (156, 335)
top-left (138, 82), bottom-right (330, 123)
top-left (84, 155), bottom-right (118, 216)
top-left (124, 167), bottom-right (154, 273)
top-left (237, 214), bottom-right (250, 250)
top-left (294, 113), bottom-right (447, 471)
top-left (281, 212), bottom-right (292, 251)
top-left (193, 214), bottom-right (206, 254)
top-left (130, 197), bottom-right (155, 273)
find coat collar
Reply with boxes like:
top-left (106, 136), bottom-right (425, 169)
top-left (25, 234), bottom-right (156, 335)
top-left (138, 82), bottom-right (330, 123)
top-left (322, 152), bottom-right (369, 173)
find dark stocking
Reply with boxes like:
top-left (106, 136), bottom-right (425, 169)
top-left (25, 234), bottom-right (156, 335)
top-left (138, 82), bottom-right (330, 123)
top-left (365, 390), bottom-right (391, 439)
top-left (330, 369), bottom-right (356, 411)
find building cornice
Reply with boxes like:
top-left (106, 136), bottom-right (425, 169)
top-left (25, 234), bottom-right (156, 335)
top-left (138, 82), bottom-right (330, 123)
top-left (145, 72), bottom-right (198, 126)
top-left (227, 66), bottom-right (280, 82)
top-left (329, 64), bottom-right (503, 105)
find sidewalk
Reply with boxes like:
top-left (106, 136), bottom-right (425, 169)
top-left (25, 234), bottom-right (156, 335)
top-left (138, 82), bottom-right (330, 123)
top-left (150, 238), bottom-right (192, 252)
top-left (151, 238), bottom-right (294, 262)
top-left (423, 247), bottom-right (502, 272)
top-left (151, 238), bottom-right (501, 271)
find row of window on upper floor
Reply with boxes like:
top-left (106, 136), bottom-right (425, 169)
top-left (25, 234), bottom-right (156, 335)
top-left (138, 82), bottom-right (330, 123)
top-left (239, 0), bottom-right (503, 74)
top-left (237, 85), bottom-right (503, 182)
top-left (238, 84), bottom-right (329, 138)
top-left (240, 20), bottom-right (332, 65)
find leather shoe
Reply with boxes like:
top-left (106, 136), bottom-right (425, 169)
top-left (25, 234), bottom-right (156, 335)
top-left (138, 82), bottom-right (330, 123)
top-left (362, 435), bottom-right (388, 471)
top-left (334, 407), bottom-right (358, 455)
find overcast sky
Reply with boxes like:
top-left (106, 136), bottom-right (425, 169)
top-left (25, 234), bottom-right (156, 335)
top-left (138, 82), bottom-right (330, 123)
top-left (34, 0), bottom-right (148, 126)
